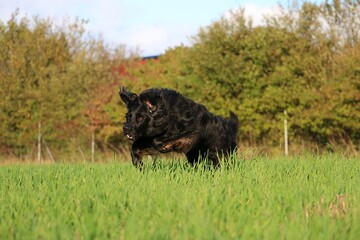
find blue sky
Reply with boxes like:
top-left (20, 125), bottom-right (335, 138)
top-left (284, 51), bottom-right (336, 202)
top-left (0, 0), bottom-right (283, 56)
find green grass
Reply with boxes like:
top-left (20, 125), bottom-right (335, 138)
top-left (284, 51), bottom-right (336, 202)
top-left (1, 155), bottom-right (360, 239)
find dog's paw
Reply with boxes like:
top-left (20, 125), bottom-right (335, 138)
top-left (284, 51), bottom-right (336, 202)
top-left (132, 158), bottom-right (144, 169)
top-left (158, 143), bottom-right (174, 153)
top-left (154, 138), bottom-right (172, 153)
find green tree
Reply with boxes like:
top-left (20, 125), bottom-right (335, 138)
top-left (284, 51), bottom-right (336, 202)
top-left (0, 12), bottom-right (128, 157)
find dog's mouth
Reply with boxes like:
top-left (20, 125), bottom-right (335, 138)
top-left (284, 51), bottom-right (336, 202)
top-left (126, 134), bottom-right (136, 141)
top-left (124, 131), bottom-right (138, 141)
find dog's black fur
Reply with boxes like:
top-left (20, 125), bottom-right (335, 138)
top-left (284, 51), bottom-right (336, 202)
top-left (119, 87), bottom-right (239, 168)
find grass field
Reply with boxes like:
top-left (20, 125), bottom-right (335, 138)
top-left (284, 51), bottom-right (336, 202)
top-left (1, 154), bottom-right (359, 239)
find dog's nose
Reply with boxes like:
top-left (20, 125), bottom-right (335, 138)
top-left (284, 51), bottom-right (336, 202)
top-left (123, 125), bottom-right (131, 133)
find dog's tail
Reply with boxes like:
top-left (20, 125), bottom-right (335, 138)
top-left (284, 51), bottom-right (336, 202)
top-left (228, 111), bottom-right (239, 134)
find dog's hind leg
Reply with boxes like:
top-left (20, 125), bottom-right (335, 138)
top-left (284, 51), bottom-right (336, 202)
top-left (208, 151), bottom-right (220, 167)
top-left (186, 149), bottom-right (220, 168)
top-left (185, 149), bottom-right (200, 165)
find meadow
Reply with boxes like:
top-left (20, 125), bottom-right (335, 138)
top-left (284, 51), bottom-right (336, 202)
top-left (1, 154), bottom-right (359, 239)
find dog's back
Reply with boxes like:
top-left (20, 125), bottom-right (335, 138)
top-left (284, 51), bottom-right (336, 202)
top-left (143, 88), bottom-right (239, 161)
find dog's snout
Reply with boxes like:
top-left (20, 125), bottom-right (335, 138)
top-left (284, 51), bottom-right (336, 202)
top-left (123, 125), bottom-right (131, 133)
top-left (123, 125), bottom-right (136, 141)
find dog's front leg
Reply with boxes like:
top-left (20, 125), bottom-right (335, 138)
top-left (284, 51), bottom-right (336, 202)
top-left (131, 138), bottom-right (154, 168)
top-left (130, 147), bottom-right (144, 168)
top-left (153, 137), bottom-right (174, 153)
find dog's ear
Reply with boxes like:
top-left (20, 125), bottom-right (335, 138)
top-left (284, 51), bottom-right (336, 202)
top-left (140, 89), bottom-right (161, 113)
top-left (119, 87), bottom-right (138, 105)
top-left (143, 100), bottom-right (157, 112)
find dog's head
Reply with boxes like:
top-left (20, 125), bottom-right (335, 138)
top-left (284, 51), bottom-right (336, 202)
top-left (119, 87), bottom-right (168, 141)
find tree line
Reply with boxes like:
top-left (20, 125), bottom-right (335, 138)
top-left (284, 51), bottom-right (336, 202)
top-left (0, 11), bottom-right (130, 158)
top-left (1, 1), bottom-right (359, 159)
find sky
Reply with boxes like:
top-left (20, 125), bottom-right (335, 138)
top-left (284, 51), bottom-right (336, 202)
top-left (0, 0), bottom-right (283, 56)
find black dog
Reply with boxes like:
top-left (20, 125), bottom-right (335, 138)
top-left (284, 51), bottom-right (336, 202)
top-left (119, 87), bottom-right (239, 168)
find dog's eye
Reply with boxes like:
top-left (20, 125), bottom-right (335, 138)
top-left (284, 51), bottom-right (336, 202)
top-left (136, 116), bottom-right (144, 122)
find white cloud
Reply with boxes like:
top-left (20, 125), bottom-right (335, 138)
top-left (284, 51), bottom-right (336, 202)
top-left (86, 1), bottom-right (125, 39)
top-left (242, 3), bottom-right (279, 26)
top-left (123, 25), bottom-right (168, 55)
top-left (223, 3), bottom-right (280, 27)
top-left (122, 4), bottom-right (281, 56)
top-left (122, 23), bottom-right (201, 56)
top-left (0, 1), bottom-right (280, 56)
